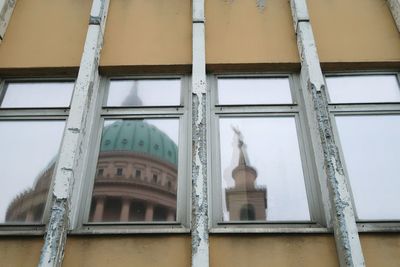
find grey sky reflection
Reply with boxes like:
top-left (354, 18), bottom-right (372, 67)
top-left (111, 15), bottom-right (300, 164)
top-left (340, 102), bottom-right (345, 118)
top-left (335, 115), bottom-right (400, 220)
top-left (0, 121), bottom-right (65, 222)
top-left (106, 79), bottom-right (181, 107)
top-left (1, 82), bottom-right (74, 108)
top-left (217, 78), bottom-right (292, 105)
top-left (326, 75), bottom-right (400, 103)
top-left (220, 117), bottom-right (310, 221)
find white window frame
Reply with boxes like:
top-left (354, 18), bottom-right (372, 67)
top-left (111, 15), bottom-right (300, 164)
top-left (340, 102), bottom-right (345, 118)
top-left (209, 73), bottom-right (328, 233)
top-left (326, 71), bottom-right (400, 231)
top-left (74, 75), bottom-right (191, 234)
top-left (0, 78), bottom-right (74, 233)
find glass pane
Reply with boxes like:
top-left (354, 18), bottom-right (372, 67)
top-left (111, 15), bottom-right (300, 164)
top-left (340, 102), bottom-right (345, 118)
top-left (106, 79), bottom-right (181, 106)
top-left (335, 115), bottom-right (400, 220)
top-left (217, 77), bottom-right (292, 105)
top-left (326, 75), bottom-right (400, 103)
top-left (0, 121), bottom-right (65, 223)
top-left (1, 82), bottom-right (74, 108)
top-left (219, 117), bottom-right (310, 222)
top-left (89, 119), bottom-right (179, 223)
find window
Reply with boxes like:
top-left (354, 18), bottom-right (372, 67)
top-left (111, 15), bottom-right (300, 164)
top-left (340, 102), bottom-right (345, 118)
top-left (326, 74), bottom-right (400, 221)
top-left (83, 77), bottom-right (189, 226)
top-left (0, 80), bottom-right (73, 225)
top-left (211, 75), bottom-right (321, 227)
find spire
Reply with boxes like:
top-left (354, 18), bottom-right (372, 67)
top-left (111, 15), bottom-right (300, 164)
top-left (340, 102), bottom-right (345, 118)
top-left (231, 126), bottom-right (257, 188)
top-left (232, 126), bottom-right (248, 166)
top-left (122, 80), bottom-right (143, 106)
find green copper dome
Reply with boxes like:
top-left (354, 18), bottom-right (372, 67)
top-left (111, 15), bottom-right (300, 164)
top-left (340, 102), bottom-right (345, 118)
top-left (100, 120), bottom-right (178, 166)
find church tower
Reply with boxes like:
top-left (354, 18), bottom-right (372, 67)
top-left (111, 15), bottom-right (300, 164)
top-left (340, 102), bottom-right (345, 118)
top-left (225, 128), bottom-right (267, 221)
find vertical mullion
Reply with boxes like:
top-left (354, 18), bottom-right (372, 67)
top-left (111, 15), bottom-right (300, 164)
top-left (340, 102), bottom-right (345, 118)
top-left (191, 0), bottom-right (209, 266)
top-left (290, 0), bottom-right (365, 266)
top-left (38, 0), bottom-right (110, 266)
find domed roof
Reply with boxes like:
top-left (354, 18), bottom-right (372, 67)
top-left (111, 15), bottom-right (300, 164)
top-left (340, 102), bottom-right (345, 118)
top-left (100, 120), bottom-right (178, 166)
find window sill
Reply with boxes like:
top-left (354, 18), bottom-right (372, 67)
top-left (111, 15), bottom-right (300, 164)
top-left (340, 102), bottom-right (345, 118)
top-left (210, 224), bottom-right (331, 234)
top-left (70, 225), bottom-right (190, 235)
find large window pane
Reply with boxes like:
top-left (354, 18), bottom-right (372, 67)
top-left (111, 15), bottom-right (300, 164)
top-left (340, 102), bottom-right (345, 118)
top-left (335, 115), bottom-right (400, 220)
top-left (89, 119), bottom-right (179, 223)
top-left (217, 77), bottom-right (292, 105)
top-left (326, 75), bottom-right (400, 103)
top-left (1, 82), bottom-right (74, 108)
top-left (219, 117), bottom-right (310, 222)
top-left (106, 79), bottom-right (181, 107)
top-left (0, 121), bottom-right (65, 223)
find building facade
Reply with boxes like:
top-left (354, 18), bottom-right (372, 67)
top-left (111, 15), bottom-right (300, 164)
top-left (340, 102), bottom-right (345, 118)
top-left (0, 0), bottom-right (400, 266)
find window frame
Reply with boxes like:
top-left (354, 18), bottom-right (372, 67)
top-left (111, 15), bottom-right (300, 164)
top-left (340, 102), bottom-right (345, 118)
top-left (209, 73), bottom-right (327, 233)
top-left (325, 71), bottom-right (400, 229)
top-left (0, 78), bottom-right (74, 233)
top-left (74, 75), bottom-right (191, 233)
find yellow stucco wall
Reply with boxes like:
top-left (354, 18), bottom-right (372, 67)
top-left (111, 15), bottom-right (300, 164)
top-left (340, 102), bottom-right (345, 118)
top-left (360, 233), bottom-right (400, 267)
top-left (100, 0), bottom-right (192, 68)
top-left (308, 0), bottom-right (400, 64)
top-left (0, 237), bottom-right (43, 267)
top-left (210, 235), bottom-right (339, 267)
top-left (205, 0), bottom-right (300, 66)
top-left (0, 0), bottom-right (92, 70)
top-left (63, 235), bottom-right (191, 267)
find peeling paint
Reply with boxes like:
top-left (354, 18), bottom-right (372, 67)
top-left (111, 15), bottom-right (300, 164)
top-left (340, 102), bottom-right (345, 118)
top-left (290, 0), bottom-right (365, 266)
top-left (38, 0), bottom-right (110, 266)
top-left (256, 0), bottom-right (266, 12)
top-left (0, 0), bottom-right (16, 41)
top-left (387, 0), bottom-right (400, 32)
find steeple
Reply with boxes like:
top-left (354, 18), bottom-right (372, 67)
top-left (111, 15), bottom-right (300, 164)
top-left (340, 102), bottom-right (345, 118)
top-left (225, 126), bottom-right (267, 221)
top-left (231, 126), bottom-right (257, 189)
top-left (122, 80), bottom-right (143, 106)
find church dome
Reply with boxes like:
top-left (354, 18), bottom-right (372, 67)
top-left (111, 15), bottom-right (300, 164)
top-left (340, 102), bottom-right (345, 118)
top-left (100, 120), bottom-right (178, 166)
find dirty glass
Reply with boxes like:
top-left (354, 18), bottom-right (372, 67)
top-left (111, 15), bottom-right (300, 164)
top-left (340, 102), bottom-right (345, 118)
top-left (0, 121), bottom-right (65, 223)
top-left (106, 79), bottom-right (181, 107)
top-left (335, 115), bottom-right (400, 220)
top-left (88, 119), bottom-right (180, 223)
top-left (219, 117), bottom-right (310, 222)
top-left (326, 75), bottom-right (400, 103)
top-left (1, 82), bottom-right (74, 108)
top-left (217, 77), bottom-right (292, 105)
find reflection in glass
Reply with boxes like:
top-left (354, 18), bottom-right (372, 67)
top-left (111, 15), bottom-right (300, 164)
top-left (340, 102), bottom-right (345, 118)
top-left (1, 82), bottom-right (74, 108)
top-left (326, 75), bottom-right (400, 103)
top-left (335, 115), bottom-right (400, 220)
top-left (88, 119), bottom-right (179, 223)
top-left (218, 77), bottom-right (292, 105)
top-left (106, 79), bottom-right (181, 107)
top-left (0, 121), bottom-right (65, 223)
top-left (220, 117), bottom-right (310, 221)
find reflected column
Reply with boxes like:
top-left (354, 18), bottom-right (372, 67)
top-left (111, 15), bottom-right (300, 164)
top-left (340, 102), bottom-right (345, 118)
top-left (93, 196), bottom-right (105, 222)
top-left (145, 203), bottom-right (154, 221)
top-left (120, 198), bottom-right (131, 222)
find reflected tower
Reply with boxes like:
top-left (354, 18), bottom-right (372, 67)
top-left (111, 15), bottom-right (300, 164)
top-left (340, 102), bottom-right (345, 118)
top-left (225, 128), bottom-right (267, 221)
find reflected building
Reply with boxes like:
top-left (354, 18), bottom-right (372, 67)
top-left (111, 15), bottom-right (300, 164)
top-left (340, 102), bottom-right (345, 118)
top-left (5, 120), bottom-right (178, 223)
top-left (225, 128), bottom-right (267, 221)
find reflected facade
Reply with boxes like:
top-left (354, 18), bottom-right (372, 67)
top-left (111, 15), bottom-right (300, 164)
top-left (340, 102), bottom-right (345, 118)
top-left (220, 117), bottom-right (310, 222)
top-left (1, 121), bottom-right (65, 223)
top-left (88, 119), bottom-right (179, 222)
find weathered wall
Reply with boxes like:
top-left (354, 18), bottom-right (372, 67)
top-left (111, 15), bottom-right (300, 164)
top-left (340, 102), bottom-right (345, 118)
top-left (205, 0), bottom-right (300, 67)
top-left (0, 237), bottom-right (43, 267)
top-left (63, 235), bottom-right (191, 267)
top-left (209, 235), bottom-right (338, 267)
top-left (100, 0), bottom-right (192, 69)
top-left (360, 233), bottom-right (400, 267)
top-left (0, 0), bottom-right (92, 70)
top-left (308, 0), bottom-right (400, 65)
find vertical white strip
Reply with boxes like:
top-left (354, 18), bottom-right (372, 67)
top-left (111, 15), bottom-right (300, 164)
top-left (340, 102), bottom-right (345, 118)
top-left (38, 0), bottom-right (109, 266)
top-left (0, 0), bottom-right (16, 42)
top-left (290, 0), bottom-right (365, 266)
top-left (388, 0), bottom-right (400, 32)
top-left (191, 0), bottom-right (209, 266)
